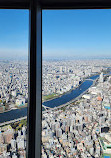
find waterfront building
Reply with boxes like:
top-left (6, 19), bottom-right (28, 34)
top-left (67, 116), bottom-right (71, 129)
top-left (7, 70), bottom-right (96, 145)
top-left (16, 98), bottom-right (25, 107)
top-left (100, 72), bottom-right (104, 83)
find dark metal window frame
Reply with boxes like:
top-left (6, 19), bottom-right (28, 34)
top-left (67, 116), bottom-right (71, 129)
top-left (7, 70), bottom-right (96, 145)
top-left (0, 0), bottom-right (111, 158)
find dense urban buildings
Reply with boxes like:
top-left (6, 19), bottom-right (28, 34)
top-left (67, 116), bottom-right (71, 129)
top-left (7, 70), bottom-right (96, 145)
top-left (42, 59), bottom-right (108, 96)
top-left (42, 59), bottom-right (111, 158)
top-left (0, 60), bottom-right (27, 158)
top-left (0, 59), bottom-right (111, 157)
top-left (0, 60), bottom-right (28, 112)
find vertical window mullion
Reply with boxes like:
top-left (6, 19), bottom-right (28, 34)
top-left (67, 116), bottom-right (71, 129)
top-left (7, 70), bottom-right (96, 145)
top-left (27, 1), bottom-right (42, 158)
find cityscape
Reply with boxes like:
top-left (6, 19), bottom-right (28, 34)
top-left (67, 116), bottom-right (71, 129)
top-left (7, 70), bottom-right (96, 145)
top-left (0, 8), bottom-right (111, 158)
top-left (0, 60), bottom-right (28, 158)
top-left (0, 58), bottom-right (111, 157)
top-left (42, 59), bottom-right (111, 158)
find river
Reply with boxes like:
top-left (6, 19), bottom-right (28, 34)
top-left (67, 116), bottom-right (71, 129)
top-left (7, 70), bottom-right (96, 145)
top-left (43, 75), bottom-right (99, 108)
top-left (0, 74), bottom-right (99, 123)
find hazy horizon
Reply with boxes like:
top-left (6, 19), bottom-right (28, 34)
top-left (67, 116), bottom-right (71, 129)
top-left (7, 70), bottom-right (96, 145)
top-left (0, 9), bottom-right (111, 59)
top-left (1, 55), bottom-right (111, 62)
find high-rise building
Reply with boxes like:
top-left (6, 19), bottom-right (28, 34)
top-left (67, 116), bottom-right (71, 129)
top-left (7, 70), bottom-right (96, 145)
top-left (99, 72), bottom-right (104, 83)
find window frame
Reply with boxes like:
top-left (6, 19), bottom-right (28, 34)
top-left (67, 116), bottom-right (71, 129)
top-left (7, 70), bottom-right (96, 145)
top-left (0, 0), bottom-right (111, 158)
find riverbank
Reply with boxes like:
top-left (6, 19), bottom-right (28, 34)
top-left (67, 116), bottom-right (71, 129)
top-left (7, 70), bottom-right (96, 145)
top-left (0, 103), bottom-right (27, 114)
top-left (42, 93), bottom-right (59, 102)
top-left (43, 78), bottom-right (98, 108)
top-left (0, 74), bottom-right (100, 123)
top-left (43, 76), bottom-right (99, 114)
top-left (0, 107), bottom-right (27, 124)
top-left (42, 74), bottom-right (99, 105)
top-left (42, 73), bottom-right (100, 102)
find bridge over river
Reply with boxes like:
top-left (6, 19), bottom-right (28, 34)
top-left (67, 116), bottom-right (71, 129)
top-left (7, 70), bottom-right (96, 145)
top-left (85, 79), bottom-right (94, 81)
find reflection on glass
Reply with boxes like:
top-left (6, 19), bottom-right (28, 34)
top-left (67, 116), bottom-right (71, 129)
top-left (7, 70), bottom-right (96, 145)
top-left (0, 10), bottom-right (28, 157)
top-left (42, 10), bottom-right (111, 158)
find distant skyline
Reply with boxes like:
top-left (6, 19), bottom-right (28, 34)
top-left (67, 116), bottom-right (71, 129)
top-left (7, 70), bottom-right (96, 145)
top-left (0, 9), bottom-right (111, 59)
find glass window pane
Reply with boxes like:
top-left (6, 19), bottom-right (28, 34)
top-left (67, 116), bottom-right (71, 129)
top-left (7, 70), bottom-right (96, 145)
top-left (0, 9), bottom-right (28, 158)
top-left (42, 9), bottom-right (111, 158)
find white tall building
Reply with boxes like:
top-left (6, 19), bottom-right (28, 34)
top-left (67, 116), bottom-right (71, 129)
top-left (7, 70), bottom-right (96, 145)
top-left (11, 139), bottom-right (16, 149)
top-left (99, 72), bottom-right (104, 83)
top-left (12, 153), bottom-right (17, 158)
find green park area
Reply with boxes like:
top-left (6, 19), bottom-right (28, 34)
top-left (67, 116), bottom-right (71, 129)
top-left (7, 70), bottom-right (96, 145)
top-left (101, 153), bottom-right (111, 158)
top-left (42, 93), bottom-right (59, 102)
top-left (11, 119), bottom-right (27, 131)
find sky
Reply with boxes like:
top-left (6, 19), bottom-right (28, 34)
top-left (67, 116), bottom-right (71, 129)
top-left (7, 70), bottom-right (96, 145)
top-left (43, 9), bottom-right (111, 59)
top-left (0, 9), bottom-right (111, 59)
top-left (0, 9), bottom-right (29, 60)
